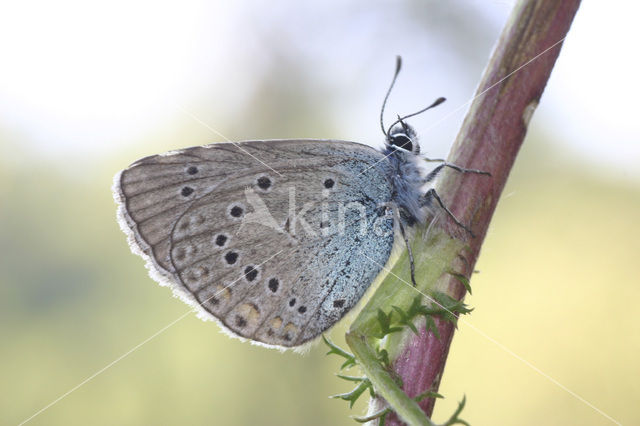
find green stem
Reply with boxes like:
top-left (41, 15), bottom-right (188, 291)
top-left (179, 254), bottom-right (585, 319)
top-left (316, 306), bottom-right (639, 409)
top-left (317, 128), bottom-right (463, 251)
top-left (346, 227), bottom-right (464, 425)
top-left (345, 332), bottom-right (433, 426)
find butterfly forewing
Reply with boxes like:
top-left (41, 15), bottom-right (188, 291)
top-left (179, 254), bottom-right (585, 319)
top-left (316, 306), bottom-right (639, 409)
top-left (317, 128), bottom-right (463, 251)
top-left (114, 140), bottom-right (395, 347)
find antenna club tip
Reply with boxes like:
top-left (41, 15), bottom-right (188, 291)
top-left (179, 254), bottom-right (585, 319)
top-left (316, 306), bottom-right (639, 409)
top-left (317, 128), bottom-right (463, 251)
top-left (395, 56), bottom-right (402, 72)
top-left (435, 97), bottom-right (446, 106)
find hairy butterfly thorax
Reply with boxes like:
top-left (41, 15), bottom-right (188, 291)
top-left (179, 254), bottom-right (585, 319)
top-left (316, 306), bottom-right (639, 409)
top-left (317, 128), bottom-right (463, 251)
top-left (382, 123), bottom-right (428, 227)
top-left (377, 58), bottom-right (490, 286)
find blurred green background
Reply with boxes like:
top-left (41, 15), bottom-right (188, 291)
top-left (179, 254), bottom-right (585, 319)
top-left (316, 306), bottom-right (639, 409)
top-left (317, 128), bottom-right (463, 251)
top-left (1, 1), bottom-right (638, 425)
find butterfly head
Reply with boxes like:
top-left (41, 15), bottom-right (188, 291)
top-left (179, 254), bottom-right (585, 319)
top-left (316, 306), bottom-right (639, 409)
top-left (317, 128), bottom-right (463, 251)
top-left (387, 119), bottom-right (419, 154)
top-left (379, 57), bottom-right (444, 157)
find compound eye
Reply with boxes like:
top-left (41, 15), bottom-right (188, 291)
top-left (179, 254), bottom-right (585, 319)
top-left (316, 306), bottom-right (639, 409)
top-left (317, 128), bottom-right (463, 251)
top-left (390, 134), bottom-right (413, 152)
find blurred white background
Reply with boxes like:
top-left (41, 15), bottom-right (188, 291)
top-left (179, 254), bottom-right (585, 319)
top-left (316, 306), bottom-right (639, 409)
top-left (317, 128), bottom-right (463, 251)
top-left (1, 1), bottom-right (638, 179)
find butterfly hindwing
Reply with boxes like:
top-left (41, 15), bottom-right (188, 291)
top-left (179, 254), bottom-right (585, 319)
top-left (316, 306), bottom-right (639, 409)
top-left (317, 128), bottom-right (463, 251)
top-left (114, 140), bottom-right (395, 347)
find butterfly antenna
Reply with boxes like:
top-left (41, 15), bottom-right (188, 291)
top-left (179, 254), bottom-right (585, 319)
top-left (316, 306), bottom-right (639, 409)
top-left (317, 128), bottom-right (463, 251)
top-left (380, 56), bottom-right (403, 138)
top-left (386, 96), bottom-right (446, 136)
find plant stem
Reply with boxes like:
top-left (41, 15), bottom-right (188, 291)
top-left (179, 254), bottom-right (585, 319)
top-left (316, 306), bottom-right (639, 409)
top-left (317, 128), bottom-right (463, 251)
top-left (358, 0), bottom-right (582, 423)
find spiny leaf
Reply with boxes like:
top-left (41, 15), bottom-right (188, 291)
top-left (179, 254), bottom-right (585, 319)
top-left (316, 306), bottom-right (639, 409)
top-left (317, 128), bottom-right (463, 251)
top-left (353, 390), bottom-right (444, 424)
top-left (353, 406), bottom-right (390, 424)
top-left (322, 335), bottom-right (357, 369)
top-left (337, 374), bottom-right (367, 383)
top-left (413, 292), bottom-right (473, 327)
top-left (442, 395), bottom-right (469, 426)
top-left (431, 292), bottom-right (473, 326)
top-left (425, 316), bottom-right (440, 339)
top-left (433, 292), bottom-right (473, 316)
top-left (376, 308), bottom-right (403, 337)
top-left (406, 296), bottom-right (424, 318)
top-left (377, 308), bottom-right (390, 333)
top-left (415, 390), bottom-right (444, 402)
top-left (392, 305), bottom-right (418, 335)
top-left (330, 378), bottom-right (373, 408)
top-left (448, 271), bottom-right (472, 295)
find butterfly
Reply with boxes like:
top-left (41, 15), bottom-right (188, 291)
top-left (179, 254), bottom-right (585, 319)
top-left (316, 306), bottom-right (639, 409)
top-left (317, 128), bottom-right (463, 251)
top-left (113, 57), bottom-right (488, 348)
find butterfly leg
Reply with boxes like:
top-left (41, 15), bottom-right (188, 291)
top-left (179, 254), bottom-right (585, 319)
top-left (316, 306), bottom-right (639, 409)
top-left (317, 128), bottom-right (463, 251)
top-left (397, 218), bottom-right (418, 287)
top-left (422, 161), bottom-right (491, 184)
top-left (422, 188), bottom-right (476, 238)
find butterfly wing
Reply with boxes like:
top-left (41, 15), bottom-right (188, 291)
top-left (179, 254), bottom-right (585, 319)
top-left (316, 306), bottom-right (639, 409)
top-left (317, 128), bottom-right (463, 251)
top-left (113, 140), bottom-right (395, 347)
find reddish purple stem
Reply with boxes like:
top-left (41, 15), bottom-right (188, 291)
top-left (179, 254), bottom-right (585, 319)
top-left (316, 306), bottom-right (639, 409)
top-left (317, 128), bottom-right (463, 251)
top-left (381, 1), bottom-right (582, 424)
